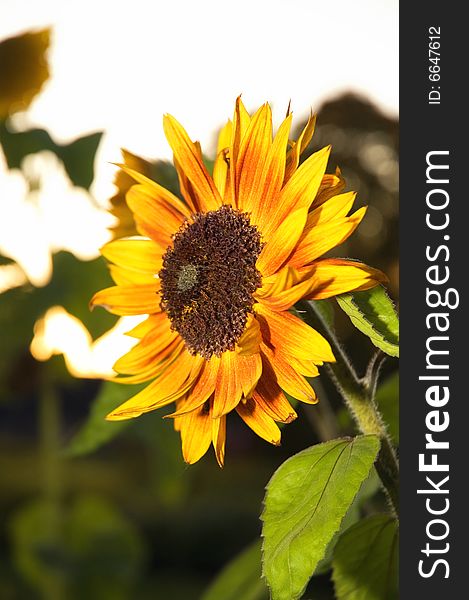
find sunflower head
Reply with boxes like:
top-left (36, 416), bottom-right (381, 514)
top-left (91, 97), bottom-right (387, 466)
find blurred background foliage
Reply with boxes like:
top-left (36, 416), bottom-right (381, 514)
top-left (0, 28), bottom-right (398, 600)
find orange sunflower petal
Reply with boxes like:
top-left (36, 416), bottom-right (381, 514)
top-left (106, 350), bottom-right (203, 419)
top-left (90, 284), bottom-right (160, 316)
top-left (212, 120), bottom-right (233, 200)
top-left (212, 351), bottom-right (243, 418)
top-left (114, 315), bottom-right (177, 374)
top-left (163, 114), bottom-right (222, 211)
top-left (263, 145), bottom-right (331, 237)
top-left (229, 96), bottom-right (251, 199)
top-left (212, 415), bottom-right (227, 467)
top-left (311, 167), bottom-right (346, 210)
top-left (125, 314), bottom-right (162, 339)
top-left (249, 113), bottom-right (292, 230)
top-left (101, 238), bottom-right (163, 272)
top-left (126, 184), bottom-right (186, 247)
top-left (284, 111), bottom-right (316, 182)
top-left (261, 345), bottom-right (318, 403)
top-left (236, 397), bottom-right (281, 445)
top-left (165, 356), bottom-right (220, 417)
top-left (252, 366), bottom-right (297, 422)
top-left (235, 103), bottom-right (273, 214)
top-left (236, 314), bottom-right (261, 356)
top-left (179, 402), bottom-right (213, 464)
top-left (288, 207), bottom-right (367, 269)
top-left (256, 208), bottom-right (307, 277)
top-left (256, 303), bottom-right (334, 363)
top-left (108, 263), bottom-right (158, 286)
top-left (237, 352), bottom-right (262, 398)
top-left (307, 191), bottom-right (357, 227)
top-left (116, 164), bottom-right (191, 218)
top-left (300, 258), bottom-right (389, 300)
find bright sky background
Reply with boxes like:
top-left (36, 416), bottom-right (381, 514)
top-left (2, 0), bottom-right (398, 202)
top-left (1, 0), bottom-right (398, 376)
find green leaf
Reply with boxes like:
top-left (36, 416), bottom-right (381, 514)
top-left (9, 495), bottom-right (145, 599)
top-left (0, 252), bottom-right (115, 396)
top-left (0, 123), bottom-right (102, 190)
top-left (0, 29), bottom-right (50, 118)
top-left (336, 286), bottom-right (399, 357)
top-left (64, 381), bottom-right (144, 457)
top-left (332, 515), bottom-right (398, 600)
top-left (375, 372), bottom-right (399, 445)
top-left (201, 541), bottom-right (269, 600)
top-left (261, 435), bottom-right (380, 600)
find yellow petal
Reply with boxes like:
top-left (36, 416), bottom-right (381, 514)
top-left (126, 184), bottom-right (185, 246)
top-left (106, 350), bottom-right (203, 419)
top-left (259, 276), bottom-right (316, 312)
top-left (288, 207), bottom-right (367, 268)
top-left (256, 303), bottom-right (335, 363)
top-left (111, 339), bottom-right (184, 384)
top-left (307, 191), bottom-right (357, 227)
top-left (108, 264), bottom-right (159, 286)
top-left (261, 345), bottom-right (318, 403)
top-left (165, 357), bottom-right (220, 417)
top-left (125, 314), bottom-right (160, 339)
top-left (311, 167), bottom-right (346, 210)
top-left (213, 148), bottom-right (231, 200)
top-left (117, 164), bottom-right (191, 218)
top-left (101, 238), bottom-right (162, 272)
top-left (236, 397), bottom-right (281, 445)
top-left (252, 363), bottom-right (298, 422)
top-left (212, 415), bottom-right (227, 467)
top-left (300, 258), bottom-right (389, 300)
top-left (236, 314), bottom-right (261, 356)
top-left (217, 119), bottom-right (233, 154)
top-left (284, 111), bottom-right (316, 182)
top-left (90, 284), bottom-right (160, 316)
top-left (263, 145), bottom-right (331, 238)
top-left (237, 353), bottom-right (262, 398)
top-left (249, 113), bottom-right (293, 230)
top-left (114, 315), bottom-right (177, 374)
top-left (235, 103), bottom-right (273, 214)
top-left (256, 208), bottom-right (307, 277)
top-left (179, 402), bottom-right (213, 464)
top-left (212, 351), bottom-right (243, 418)
top-left (163, 114), bottom-right (222, 211)
top-left (230, 96), bottom-right (251, 195)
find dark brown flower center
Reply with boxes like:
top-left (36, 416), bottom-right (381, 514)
top-left (159, 205), bottom-right (262, 359)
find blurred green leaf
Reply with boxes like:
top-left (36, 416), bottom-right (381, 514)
top-left (65, 381), bottom-right (144, 457)
top-left (0, 29), bottom-right (50, 118)
top-left (375, 372), bottom-right (399, 445)
top-left (0, 252), bottom-right (114, 396)
top-left (0, 123), bottom-right (103, 190)
top-left (9, 495), bottom-right (145, 600)
top-left (261, 435), bottom-right (380, 600)
top-left (332, 515), bottom-right (398, 600)
top-left (201, 540), bottom-right (268, 600)
top-left (336, 286), bottom-right (399, 357)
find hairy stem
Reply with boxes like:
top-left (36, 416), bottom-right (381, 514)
top-left (299, 300), bottom-right (399, 517)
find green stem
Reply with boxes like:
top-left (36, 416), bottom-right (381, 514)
top-left (299, 301), bottom-right (399, 517)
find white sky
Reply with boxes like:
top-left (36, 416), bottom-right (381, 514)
top-left (1, 0), bottom-right (398, 202)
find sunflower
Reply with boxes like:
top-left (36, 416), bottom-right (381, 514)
top-left (91, 98), bottom-right (386, 466)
